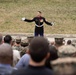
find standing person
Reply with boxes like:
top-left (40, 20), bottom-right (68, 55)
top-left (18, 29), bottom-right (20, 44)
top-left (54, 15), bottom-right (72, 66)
top-left (22, 11), bottom-right (54, 36)
top-left (12, 37), bottom-right (53, 75)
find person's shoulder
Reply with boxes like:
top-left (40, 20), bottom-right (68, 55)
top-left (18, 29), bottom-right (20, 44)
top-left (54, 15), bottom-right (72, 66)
top-left (12, 67), bottom-right (54, 75)
top-left (41, 16), bottom-right (45, 19)
top-left (20, 54), bottom-right (30, 61)
top-left (5, 68), bottom-right (18, 75)
top-left (11, 67), bottom-right (27, 75)
top-left (44, 68), bottom-right (54, 75)
top-left (22, 54), bottom-right (30, 58)
top-left (32, 17), bottom-right (37, 19)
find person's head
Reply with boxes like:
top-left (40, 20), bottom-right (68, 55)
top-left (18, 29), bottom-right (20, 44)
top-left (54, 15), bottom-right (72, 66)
top-left (29, 37), bottom-right (49, 63)
top-left (11, 38), bottom-right (15, 46)
top-left (55, 38), bottom-right (64, 46)
top-left (58, 45), bottom-right (76, 57)
top-left (21, 39), bottom-right (29, 47)
top-left (4, 35), bottom-right (12, 44)
top-left (0, 34), bottom-right (3, 45)
top-left (72, 40), bottom-right (76, 47)
top-left (37, 11), bottom-right (42, 17)
top-left (50, 41), bottom-right (55, 46)
top-left (27, 36), bottom-right (34, 44)
top-left (0, 43), bottom-right (13, 65)
top-left (67, 40), bottom-right (72, 45)
top-left (49, 46), bottom-right (58, 61)
top-left (15, 36), bottom-right (21, 44)
top-left (45, 46), bottom-right (58, 69)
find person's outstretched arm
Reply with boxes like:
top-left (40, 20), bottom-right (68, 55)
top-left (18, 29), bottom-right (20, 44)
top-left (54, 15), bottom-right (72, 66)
top-left (22, 17), bottom-right (35, 22)
top-left (44, 18), bottom-right (54, 26)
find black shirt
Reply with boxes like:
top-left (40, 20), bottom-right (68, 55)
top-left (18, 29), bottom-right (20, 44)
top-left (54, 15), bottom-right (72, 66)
top-left (24, 16), bottom-right (52, 27)
top-left (12, 65), bottom-right (53, 75)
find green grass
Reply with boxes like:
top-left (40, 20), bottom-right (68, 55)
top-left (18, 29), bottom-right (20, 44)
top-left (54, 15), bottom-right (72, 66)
top-left (0, 0), bottom-right (76, 34)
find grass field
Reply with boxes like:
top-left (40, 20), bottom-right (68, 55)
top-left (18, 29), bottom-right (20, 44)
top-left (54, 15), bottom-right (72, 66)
top-left (0, 0), bottom-right (76, 34)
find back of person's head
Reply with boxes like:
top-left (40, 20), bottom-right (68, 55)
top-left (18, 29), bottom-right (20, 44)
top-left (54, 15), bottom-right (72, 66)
top-left (0, 43), bottom-right (13, 65)
top-left (67, 40), bottom-right (72, 45)
top-left (49, 46), bottom-right (58, 61)
top-left (29, 37), bottom-right (49, 63)
top-left (4, 35), bottom-right (12, 44)
top-left (45, 46), bottom-right (58, 69)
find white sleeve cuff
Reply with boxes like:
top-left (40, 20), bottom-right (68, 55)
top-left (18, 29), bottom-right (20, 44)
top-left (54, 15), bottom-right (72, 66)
top-left (22, 17), bottom-right (26, 21)
top-left (51, 22), bottom-right (54, 25)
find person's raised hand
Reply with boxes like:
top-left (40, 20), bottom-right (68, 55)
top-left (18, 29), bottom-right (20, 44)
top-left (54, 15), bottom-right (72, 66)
top-left (22, 17), bottom-right (26, 21)
top-left (51, 22), bottom-right (54, 26)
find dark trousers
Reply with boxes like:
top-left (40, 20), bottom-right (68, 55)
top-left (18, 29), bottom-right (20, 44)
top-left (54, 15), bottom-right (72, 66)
top-left (34, 26), bottom-right (44, 37)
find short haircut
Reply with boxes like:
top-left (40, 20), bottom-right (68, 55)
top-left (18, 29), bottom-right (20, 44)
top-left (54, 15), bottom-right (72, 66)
top-left (38, 11), bottom-right (42, 14)
top-left (29, 37), bottom-right (49, 62)
top-left (4, 35), bottom-right (12, 44)
top-left (49, 46), bottom-right (58, 60)
top-left (45, 46), bottom-right (58, 69)
top-left (67, 40), bottom-right (71, 45)
top-left (0, 43), bottom-right (13, 65)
